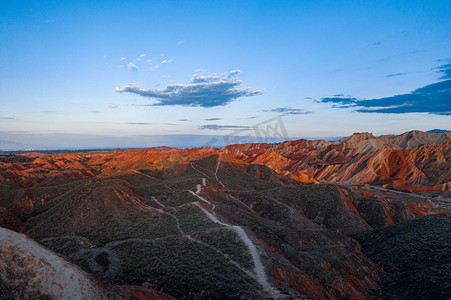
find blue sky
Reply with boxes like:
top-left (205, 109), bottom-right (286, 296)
top-left (0, 0), bottom-right (450, 149)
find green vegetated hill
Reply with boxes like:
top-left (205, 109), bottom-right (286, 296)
top-left (356, 215), bottom-right (451, 300)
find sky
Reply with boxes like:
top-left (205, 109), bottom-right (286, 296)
top-left (0, 0), bottom-right (450, 149)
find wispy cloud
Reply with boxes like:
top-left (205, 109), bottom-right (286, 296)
top-left (386, 72), bottom-right (408, 78)
top-left (264, 107), bottom-right (314, 116)
top-left (205, 118), bottom-right (222, 121)
top-left (79, 121), bottom-right (114, 124)
top-left (199, 124), bottom-right (251, 130)
top-left (155, 58), bottom-right (174, 68)
top-left (176, 40), bottom-right (185, 46)
top-left (0, 117), bottom-right (15, 120)
top-left (127, 122), bottom-right (152, 125)
top-left (120, 53), bottom-right (160, 71)
top-left (115, 70), bottom-right (263, 107)
top-left (436, 59), bottom-right (451, 80)
top-left (178, 119), bottom-right (192, 122)
top-left (126, 62), bottom-right (137, 71)
top-left (141, 58), bottom-right (175, 72)
top-left (318, 62), bottom-right (451, 115)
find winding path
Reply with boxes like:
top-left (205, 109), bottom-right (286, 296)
top-left (214, 160), bottom-right (226, 187)
top-left (370, 186), bottom-right (451, 203)
top-left (190, 178), bottom-right (281, 298)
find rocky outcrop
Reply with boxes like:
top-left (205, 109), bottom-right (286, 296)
top-left (380, 130), bottom-right (451, 150)
top-left (0, 227), bottom-right (121, 299)
top-left (336, 130), bottom-right (451, 152)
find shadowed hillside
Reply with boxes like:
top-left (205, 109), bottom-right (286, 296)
top-left (356, 215), bottom-right (451, 300)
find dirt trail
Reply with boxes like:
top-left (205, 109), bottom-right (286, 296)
top-left (214, 160), bottom-right (226, 187)
top-left (190, 163), bottom-right (211, 180)
top-left (370, 186), bottom-right (451, 203)
top-left (190, 179), bottom-right (281, 298)
top-left (131, 170), bottom-right (170, 188)
top-left (188, 187), bottom-right (211, 205)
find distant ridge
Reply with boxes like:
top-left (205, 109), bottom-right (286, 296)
top-left (0, 130), bottom-right (448, 151)
top-left (379, 130), bottom-right (451, 151)
top-left (324, 130), bottom-right (451, 153)
top-left (1, 130), bottom-right (449, 193)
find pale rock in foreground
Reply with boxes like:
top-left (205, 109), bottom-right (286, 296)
top-left (0, 227), bottom-right (121, 300)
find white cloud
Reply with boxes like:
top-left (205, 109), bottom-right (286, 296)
top-left (135, 53), bottom-right (146, 61)
top-left (264, 107), bottom-right (314, 115)
top-left (116, 70), bottom-right (262, 107)
top-left (160, 58), bottom-right (173, 64)
top-left (126, 62), bottom-right (137, 71)
top-left (120, 53), bottom-right (175, 72)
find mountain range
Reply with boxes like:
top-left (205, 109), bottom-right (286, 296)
top-left (0, 130), bottom-right (450, 299)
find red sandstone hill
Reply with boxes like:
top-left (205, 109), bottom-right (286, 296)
top-left (337, 130), bottom-right (451, 152)
top-left (0, 130), bottom-right (449, 194)
top-left (219, 131), bottom-right (450, 192)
